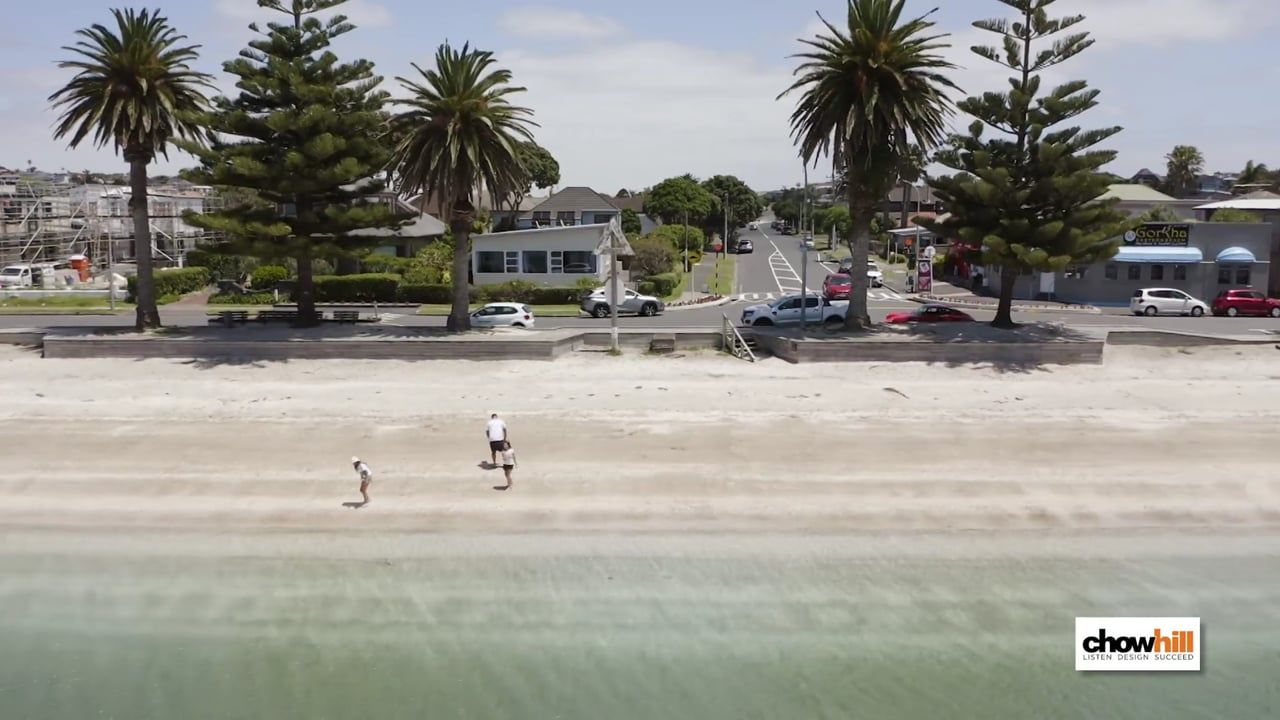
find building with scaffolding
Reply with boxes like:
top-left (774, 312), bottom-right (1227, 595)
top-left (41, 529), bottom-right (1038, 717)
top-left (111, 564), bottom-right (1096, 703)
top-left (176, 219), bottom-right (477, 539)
top-left (0, 171), bottom-right (220, 271)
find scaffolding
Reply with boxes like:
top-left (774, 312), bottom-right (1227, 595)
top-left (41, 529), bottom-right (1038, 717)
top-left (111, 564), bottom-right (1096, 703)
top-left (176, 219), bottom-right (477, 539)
top-left (0, 173), bottom-right (222, 270)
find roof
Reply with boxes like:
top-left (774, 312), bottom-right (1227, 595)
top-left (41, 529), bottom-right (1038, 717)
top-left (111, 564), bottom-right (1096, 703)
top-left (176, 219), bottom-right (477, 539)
top-left (1101, 184), bottom-right (1177, 202)
top-left (529, 187), bottom-right (618, 214)
top-left (348, 212), bottom-right (447, 239)
top-left (1131, 168), bottom-right (1163, 179)
top-left (475, 222), bottom-right (609, 240)
top-left (610, 194), bottom-right (646, 213)
top-left (1234, 190), bottom-right (1280, 200)
top-left (1113, 247), bottom-right (1203, 263)
top-left (1195, 198), bottom-right (1280, 211)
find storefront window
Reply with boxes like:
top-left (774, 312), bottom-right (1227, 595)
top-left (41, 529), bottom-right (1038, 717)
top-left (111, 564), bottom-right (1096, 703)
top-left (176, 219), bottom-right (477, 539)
top-left (1218, 267), bottom-right (1232, 284)
top-left (1236, 267), bottom-right (1251, 286)
top-left (1174, 266), bottom-right (1187, 281)
top-left (1127, 265), bottom-right (1140, 281)
top-left (560, 251), bottom-right (597, 274)
top-left (1150, 264), bottom-right (1164, 281)
top-left (1105, 264), bottom-right (1117, 280)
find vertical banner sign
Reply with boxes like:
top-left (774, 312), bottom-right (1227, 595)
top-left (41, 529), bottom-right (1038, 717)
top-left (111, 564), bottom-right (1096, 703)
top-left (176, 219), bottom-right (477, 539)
top-left (917, 259), bottom-right (933, 293)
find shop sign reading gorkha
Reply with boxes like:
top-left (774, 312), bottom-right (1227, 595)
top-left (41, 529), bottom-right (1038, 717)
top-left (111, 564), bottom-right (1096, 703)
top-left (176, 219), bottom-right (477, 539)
top-left (1123, 223), bottom-right (1191, 247)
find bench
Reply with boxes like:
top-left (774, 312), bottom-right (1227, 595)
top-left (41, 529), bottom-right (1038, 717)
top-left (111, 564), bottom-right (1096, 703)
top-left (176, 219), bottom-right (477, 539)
top-left (332, 310), bottom-right (360, 323)
top-left (256, 310), bottom-right (321, 324)
top-left (214, 310), bottom-right (249, 326)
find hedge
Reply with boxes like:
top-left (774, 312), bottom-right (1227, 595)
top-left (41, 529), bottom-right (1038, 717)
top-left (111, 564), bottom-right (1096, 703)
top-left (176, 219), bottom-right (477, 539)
top-left (209, 292), bottom-right (276, 305)
top-left (637, 280), bottom-right (657, 296)
top-left (313, 273), bottom-right (400, 302)
top-left (126, 266), bottom-right (212, 302)
top-left (186, 250), bottom-right (257, 280)
top-left (251, 265), bottom-right (290, 289)
top-left (647, 272), bottom-right (682, 298)
top-left (397, 282), bottom-right (588, 305)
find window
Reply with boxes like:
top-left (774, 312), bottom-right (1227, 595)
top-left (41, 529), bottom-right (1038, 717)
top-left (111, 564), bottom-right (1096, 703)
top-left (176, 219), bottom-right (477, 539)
top-left (505, 251), bottom-right (519, 273)
top-left (777, 298), bottom-right (801, 311)
top-left (556, 211), bottom-right (576, 226)
top-left (561, 251), bottom-right (596, 274)
top-left (1174, 265), bottom-right (1187, 281)
top-left (1150, 264), bottom-right (1164, 281)
top-left (1236, 267), bottom-right (1251, 286)
top-left (531, 211), bottom-right (551, 226)
top-left (1218, 267), bottom-right (1232, 285)
top-left (522, 251), bottom-right (548, 274)
top-left (1127, 265), bottom-right (1140, 281)
top-left (549, 251), bottom-right (564, 273)
top-left (1105, 264), bottom-right (1117, 280)
top-left (592, 212), bottom-right (616, 225)
top-left (476, 251), bottom-right (504, 274)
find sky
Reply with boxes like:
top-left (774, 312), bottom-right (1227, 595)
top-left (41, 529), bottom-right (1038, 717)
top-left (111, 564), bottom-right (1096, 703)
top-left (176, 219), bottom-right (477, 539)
top-left (2, 0), bottom-right (1278, 195)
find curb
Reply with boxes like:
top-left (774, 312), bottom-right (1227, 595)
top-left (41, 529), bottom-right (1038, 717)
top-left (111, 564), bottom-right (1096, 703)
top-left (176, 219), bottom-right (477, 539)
top-left (910, 293), bottom-right (1101, 315)
top-left (665, 295), bottom-right (733, 312)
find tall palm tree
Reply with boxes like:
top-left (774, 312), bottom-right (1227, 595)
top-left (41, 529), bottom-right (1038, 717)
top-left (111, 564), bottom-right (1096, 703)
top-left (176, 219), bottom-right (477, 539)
top-left (49, 9), bottom-right (212, 330)
top-left (389, 43), bottom-right (535, 331)
top-left (780, 0), bottom-right (957, 329)
top-left (1163, 145), bottom-right (1204, 198)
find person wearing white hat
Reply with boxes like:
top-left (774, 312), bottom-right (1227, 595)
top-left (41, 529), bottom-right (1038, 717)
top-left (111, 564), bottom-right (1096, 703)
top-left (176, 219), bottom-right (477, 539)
top-left (351, 456), bottom-right (373, 506)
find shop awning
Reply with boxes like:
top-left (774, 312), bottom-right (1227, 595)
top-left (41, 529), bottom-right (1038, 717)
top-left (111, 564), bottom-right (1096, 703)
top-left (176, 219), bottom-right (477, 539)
top-left (1113, 247), bottom-right (1203, 263)
top-left (1215, 247), bottom-right (1256, 264)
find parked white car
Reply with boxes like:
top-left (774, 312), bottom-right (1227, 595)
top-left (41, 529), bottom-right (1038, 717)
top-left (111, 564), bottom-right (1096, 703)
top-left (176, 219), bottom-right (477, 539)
top-left (741, 293), bottom-right (848, 327)
top-left (470, 302), bottom-right (536, 328)
top-left (1129, 288), bottom-right (1209, 317)
top-left (837, 258), bottom-right (885, 287)
top-left (0, 264), bottom-right (35, 288)
top-left (580, 287), bottom-right (665, 318)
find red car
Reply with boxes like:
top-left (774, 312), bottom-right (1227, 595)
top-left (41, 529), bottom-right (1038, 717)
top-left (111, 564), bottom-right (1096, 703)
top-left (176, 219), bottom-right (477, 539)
top-left (885, 305), bottom-right (975, 324)
top-left (1212, 289), bottom-right (1280, 318)
top-left (822, 272), bottom-right (852, 300)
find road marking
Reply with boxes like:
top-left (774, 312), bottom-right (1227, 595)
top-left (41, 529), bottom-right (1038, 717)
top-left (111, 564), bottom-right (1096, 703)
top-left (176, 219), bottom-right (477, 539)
top-left (768, 240), bottom-right (817, 294)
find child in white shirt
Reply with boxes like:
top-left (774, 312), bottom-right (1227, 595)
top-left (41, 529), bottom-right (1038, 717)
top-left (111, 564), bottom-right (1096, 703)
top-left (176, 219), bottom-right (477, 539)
top-left (352, 456), bottom-right (373, 506)
top-left (499, 442), bottom-right (517, 490)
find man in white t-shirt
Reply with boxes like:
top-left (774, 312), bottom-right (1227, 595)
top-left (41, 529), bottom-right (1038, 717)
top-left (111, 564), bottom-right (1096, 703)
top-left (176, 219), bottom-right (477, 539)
top-left (486, 413), bottom-right (508, 465)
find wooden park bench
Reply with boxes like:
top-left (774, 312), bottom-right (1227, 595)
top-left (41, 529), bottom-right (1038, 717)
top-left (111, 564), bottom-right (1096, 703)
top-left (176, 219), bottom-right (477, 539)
top-left (332, 310), bottom-right (360, 323)
top-left (256, 310), bottom-right (321, 324)
top-left (213, 310), bottom-right (250, 327)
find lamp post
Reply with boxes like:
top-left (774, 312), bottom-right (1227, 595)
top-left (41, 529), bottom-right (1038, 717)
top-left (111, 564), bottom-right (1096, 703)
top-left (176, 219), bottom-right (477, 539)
top-left (800, 162), bottom-right (809, 329)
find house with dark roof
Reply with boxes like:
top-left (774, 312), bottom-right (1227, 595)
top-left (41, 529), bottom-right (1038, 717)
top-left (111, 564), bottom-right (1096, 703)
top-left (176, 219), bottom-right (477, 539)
top-left (1130, 168), bottom-right (1164, 187)
top-left (519, 187), bottom-right (620, 230)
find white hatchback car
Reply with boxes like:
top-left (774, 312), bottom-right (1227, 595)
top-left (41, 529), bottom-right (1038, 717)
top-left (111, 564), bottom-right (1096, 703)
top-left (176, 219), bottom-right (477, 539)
top-left (470, 302), bottom-right (536, 328)
top-left (1129, 288), bottom-right (1209, 317)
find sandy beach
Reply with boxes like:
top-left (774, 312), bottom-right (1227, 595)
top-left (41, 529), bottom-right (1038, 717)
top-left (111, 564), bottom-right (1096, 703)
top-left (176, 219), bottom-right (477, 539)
top-left (2, 344), bottom-right (1278, 718)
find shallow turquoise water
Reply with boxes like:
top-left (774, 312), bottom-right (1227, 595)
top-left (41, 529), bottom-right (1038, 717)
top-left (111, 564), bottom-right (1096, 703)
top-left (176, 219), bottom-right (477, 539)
top-left (2, 538), bottom-right (1276, 719)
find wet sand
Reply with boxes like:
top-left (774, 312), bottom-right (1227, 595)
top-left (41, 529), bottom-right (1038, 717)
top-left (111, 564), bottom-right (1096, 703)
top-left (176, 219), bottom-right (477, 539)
top-left (1, 345), bottom-right (1277, 718)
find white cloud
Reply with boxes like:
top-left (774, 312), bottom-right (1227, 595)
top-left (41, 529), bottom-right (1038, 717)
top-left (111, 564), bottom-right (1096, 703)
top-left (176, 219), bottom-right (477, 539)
top-left (498, 7), bottom-right (623, 41)
top-left (213, 0), bottom-right (392, 29)
top-left (1072, 0), bottom-right (1277, 47)
top-left (502, 39), bottom-right (800, 192)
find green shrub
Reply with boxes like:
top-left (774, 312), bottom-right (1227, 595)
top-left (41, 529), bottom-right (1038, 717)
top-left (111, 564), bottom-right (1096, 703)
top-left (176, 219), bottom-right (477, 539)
top-left (396, 284), bottom-right (453, 304)
top-left (402, 264), bottom-right (444, 285)
top-left (251, 265), bottom-right (290, 289)
top-left (628, 235), bottom-right (679, 279)
top-left (126, 266), bottom-right (212, 302)
top-left (361, 253), bottom-right (414, 275)
top-left (186, 251), bottom-right (257, 280)
top-left (574, 276), bottom-right (601, 291)
top-left (649, 224), bottom-right (705, 254)
top-left (474, 280), bottom-right (539, 304)
top-left (647, 272), bottom-right (682, 298)
top-left (209, 292), bottom-right (276, 305)
top-left (528, 287), bottom-right (584, 304)
top-left (313, 273), bottom-right (400, 302)
top-left (637, 280), bottom-right (656, 296)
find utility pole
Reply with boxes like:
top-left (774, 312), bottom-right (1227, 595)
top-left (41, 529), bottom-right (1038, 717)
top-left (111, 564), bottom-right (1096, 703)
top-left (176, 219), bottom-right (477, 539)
top-left (722, 192), bottom-right (730, 258)
top-left (106, 228), bottom-right (116, 311)
top-left (801, 162), bottom-right (810, 329)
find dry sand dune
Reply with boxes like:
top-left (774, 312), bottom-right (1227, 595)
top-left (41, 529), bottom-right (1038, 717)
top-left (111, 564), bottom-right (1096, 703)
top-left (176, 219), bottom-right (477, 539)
top-left (1, 345), bottom-right (1278, 719)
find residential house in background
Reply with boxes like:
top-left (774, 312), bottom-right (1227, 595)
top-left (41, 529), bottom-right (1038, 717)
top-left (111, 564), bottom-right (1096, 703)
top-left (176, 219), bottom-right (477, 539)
top-left (1130, 168), bottom-right (1163, 187)
top-left (519, 187), bottom-right (620, 230)
top-left (609, 192), bottom-right (659, 234)
top-left (471, 223), bottom-right (616, 287)
top-left (885, 185), bottom-right (944, 228)
top-left (1099, 184), bottom-right (1199, 220)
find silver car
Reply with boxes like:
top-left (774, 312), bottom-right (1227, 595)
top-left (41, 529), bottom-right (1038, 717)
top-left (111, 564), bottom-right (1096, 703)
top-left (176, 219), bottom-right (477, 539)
top-left (580, 288), bottom-right (665, 318)
top-left (1129, 288), bottom-right (1208, 317)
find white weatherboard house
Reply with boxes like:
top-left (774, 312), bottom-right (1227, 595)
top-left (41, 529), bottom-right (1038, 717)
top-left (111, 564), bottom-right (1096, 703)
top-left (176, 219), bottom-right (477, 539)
top-left (471, 224), bottom-right (611, 286)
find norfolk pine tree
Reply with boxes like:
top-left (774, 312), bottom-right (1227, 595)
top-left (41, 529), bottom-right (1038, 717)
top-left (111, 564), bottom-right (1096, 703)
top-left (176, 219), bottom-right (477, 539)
top-left (180, 0), bottom-right (407, 325)
top-left (921, 0), bottom-right (1135, 328)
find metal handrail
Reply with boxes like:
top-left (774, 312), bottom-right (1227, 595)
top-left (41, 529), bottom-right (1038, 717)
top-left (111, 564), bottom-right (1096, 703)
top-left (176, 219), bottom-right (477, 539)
top-left (722, 313), bottom-right (757, 362)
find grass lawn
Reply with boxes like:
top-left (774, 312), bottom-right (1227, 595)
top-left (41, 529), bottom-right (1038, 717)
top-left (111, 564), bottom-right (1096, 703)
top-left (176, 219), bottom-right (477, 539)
top-left (706, 255), bottom-right (736, 296)
top-left (0, 295), bottom-right (131, 314)
top-left (416, 304), bottom-right (582, 317)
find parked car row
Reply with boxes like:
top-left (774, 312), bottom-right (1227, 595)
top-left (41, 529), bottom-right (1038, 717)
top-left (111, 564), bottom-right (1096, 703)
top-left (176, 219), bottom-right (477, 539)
top-left (1128, 288), bottom-right (1280, 318)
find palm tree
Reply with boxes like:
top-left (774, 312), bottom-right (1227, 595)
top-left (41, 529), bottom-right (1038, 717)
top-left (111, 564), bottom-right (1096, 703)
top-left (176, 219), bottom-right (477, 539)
top-left (1236, 160), bottom-right (1273, 193)
top-left (49, 9), bottom-right (212, 330)
top-left (1163, 145), bottom-right (1204, 198)
top-left (780, 0), bottom-right (957, 329)
top-left (389, 43), bottom-right (535, 331)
